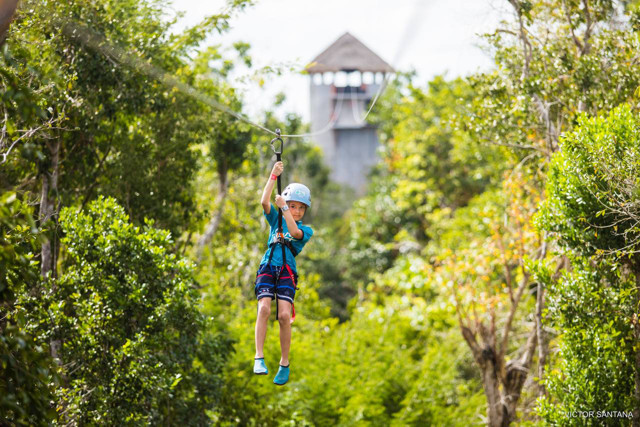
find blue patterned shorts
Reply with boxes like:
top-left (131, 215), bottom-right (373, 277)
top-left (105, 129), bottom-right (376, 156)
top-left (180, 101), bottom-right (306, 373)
top-left (254, 263), bottom-right (298, 304)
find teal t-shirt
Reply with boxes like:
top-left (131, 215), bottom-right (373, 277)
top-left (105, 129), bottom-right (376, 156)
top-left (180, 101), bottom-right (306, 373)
top-left (260, 203), bottom-right (313, 273)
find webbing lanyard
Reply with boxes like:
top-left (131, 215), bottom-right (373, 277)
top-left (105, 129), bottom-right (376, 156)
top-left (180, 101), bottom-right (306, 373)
top-left (269, 129), bottom-right (288, 321)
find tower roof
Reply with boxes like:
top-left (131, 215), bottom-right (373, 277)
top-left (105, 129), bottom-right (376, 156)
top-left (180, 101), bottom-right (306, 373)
top-left (306, 32), bottom-right (394, 74)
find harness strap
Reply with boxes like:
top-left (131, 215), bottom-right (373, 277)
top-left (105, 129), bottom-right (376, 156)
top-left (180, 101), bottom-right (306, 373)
top-left (265, 238), bottom-right (298, 323)
top-left (267, 239), bottom-right (298, 258)
top-left (284, 263), bottom-right (297, 322)
top-left (272, 132), bottom-right (284, 322)
top-left (266, 130), bottom-right (297, 324)
top-left (276, 237), bottom-right (286, 320)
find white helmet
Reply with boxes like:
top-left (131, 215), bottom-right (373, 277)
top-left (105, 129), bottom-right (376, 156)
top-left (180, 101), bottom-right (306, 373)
top-left (282, 183), bottom-right (311, 207)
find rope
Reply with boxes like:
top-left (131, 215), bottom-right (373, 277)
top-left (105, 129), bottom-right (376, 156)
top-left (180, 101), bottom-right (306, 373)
top-left (281, 89), bottom-right (346, 138)
top-left (61, 20), bottom-right (356, 139)
top-left (60, 22), bottom-right (279, 136)
top-left (57, 0), bottom-right (428, 139)
top-left (344, 0), bottom-right (430, 127)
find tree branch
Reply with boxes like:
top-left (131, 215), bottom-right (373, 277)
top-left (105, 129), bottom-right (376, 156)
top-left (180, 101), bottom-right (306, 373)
top-left (581, 0), bottom-right (593, 55)
top-left (499, 269), bottom-right (531, 361)
top-left (562, 0), bottom-right (584, 52)
top-left (0, 122), bottom-right (51, 164)
top-left (196, 168), bottom-right (230, 262)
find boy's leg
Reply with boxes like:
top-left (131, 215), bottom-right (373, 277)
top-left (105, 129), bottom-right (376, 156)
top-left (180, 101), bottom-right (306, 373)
top-left (255, 297), bottom-right (271, 358)
top-left (277, 299), bottom-right (292, 365)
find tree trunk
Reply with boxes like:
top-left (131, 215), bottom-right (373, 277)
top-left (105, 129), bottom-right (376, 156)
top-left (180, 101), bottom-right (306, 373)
top-left (535, 279), bottom-right (546, 396)
top-left (39, 139), bottom-right (62, 365)
top-left (460, 306), bottom-right (538, 426)
top-left (480, 347), bottom-right (509, 427)
top-left (461, 326), bottom-right (508, 426)
top-left (503, 327), bottom-right (537, 422)
top-left (39, 139), bottom-right (60, 279)
top-left (0, 0), bottom-right (18, 45)
top-left (196, 167), bottom-right (228, 262)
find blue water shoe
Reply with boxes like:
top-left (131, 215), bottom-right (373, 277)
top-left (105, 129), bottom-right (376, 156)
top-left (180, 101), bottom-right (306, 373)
top-left (253, 358), bottom-right (268, 375)
top-left (273, 364), bottom-right (290, 385)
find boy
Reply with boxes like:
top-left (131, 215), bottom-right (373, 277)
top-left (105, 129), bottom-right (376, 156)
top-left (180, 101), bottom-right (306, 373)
top-left (253, 160), bottom-right (313, 386)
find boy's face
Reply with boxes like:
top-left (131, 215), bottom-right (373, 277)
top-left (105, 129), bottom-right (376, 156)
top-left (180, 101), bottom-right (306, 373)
top-left (287, 201), bottom-right (307, 221)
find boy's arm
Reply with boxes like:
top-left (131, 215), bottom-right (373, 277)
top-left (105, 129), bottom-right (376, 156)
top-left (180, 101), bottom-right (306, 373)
top-left (260, 177), bottom-right (276, 214)
top-left (281, 210), bottom-right (303, 239)
top-left (261, 161), bottom-right (283, 213)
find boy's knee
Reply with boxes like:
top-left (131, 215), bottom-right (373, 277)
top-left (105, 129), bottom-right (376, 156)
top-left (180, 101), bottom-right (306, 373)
top-left (258, 300), bottom-right (271, 318)
top-left (277, 311), bottom-right (291, 324)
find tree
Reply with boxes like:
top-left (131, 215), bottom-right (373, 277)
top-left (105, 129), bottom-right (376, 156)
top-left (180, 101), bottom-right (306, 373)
top-left (0, 192), bottom-right (57, 425)
top-left (468, 0), bottom-right (640, 166)
top-left (537, 104), bottom-right (640, 423)
top-left (434, 171), bottom-right (550, 426)
top-left (324, 76), bottom-right (507, 319)
top-left (450, 1), bottom-right (640, 422)
top-left (191, 46), bottom-right (254, 260)
top-left (19, 197), bottom-right (233, 424)
top-left (378, 76), bottom-right (506, 220)
top-left (1, 0), bottom-right (251, 279)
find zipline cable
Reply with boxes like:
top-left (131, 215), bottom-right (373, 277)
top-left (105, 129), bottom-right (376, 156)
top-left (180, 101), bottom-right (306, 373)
top-left (60, 22), bottom-right (279, 137)
top-left (61, 20), bottom-right (352, 139)
top-left (58, 0), bottom-right (428, 139)
top-left (347, 0), bottom-right (431, 126)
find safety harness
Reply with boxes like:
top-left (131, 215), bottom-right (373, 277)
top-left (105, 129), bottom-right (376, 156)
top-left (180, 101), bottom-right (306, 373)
top-left (268, 129), bottom-right (299, 322)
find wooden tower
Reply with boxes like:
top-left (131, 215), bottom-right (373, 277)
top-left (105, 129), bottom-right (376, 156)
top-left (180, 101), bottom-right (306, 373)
top-left (306, 32), bottom-right (394, 194)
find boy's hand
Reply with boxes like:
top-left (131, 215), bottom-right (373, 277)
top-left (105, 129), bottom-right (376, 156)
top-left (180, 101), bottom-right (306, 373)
top-left (275, 195), bottom-right (286, 208)
top-left (271, 161), bottom-right (284, 177)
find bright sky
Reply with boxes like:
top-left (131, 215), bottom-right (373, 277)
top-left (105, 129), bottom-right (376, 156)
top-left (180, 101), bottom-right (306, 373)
top-left (169, 0), bottom-right (511, 122)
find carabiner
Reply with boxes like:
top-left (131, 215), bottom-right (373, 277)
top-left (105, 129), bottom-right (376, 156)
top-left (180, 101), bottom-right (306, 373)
top-left (270, 128), bottom-right (284, 155)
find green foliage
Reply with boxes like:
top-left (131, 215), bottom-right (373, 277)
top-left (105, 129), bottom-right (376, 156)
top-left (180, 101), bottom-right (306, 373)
top-left (425, 187), bottom-right (505, 257)
top-left (4, 0), bottom-right (640, 423)
top-left (539, 104), bottom-right (640, 258)
top-left (393, 330), bottom-right (485, 426)
top-left (190, 45), bottom-right (254, 182)
top-left (0, 192), bottom-right (58, 425)
top-left (536, 258), bottom-right (636, 425)
top-left (322, 76), bottom-right (508, 319)
top-left (466, 0), bottom-right (640, 174)
top-left (0, 42), bottom-right (54, 188)
top-left (212, 288), bottom-right (483, 426)
top-left (537, 104), bottom-right (640, 422)
top-left (455, 2), bottom-right (640, 421)
top-left (340, 175), bottom-right (408, 280)
top-left (191, 108), bottom-right (488, 424)
top-left (2, 0), bottom-right (251, 236)
top-left (19, 197), bottom-right (232, 424)
top-left (379, 76), bottom-right (507, 217)
top-left (0, 193), bottom-right (38, 301)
